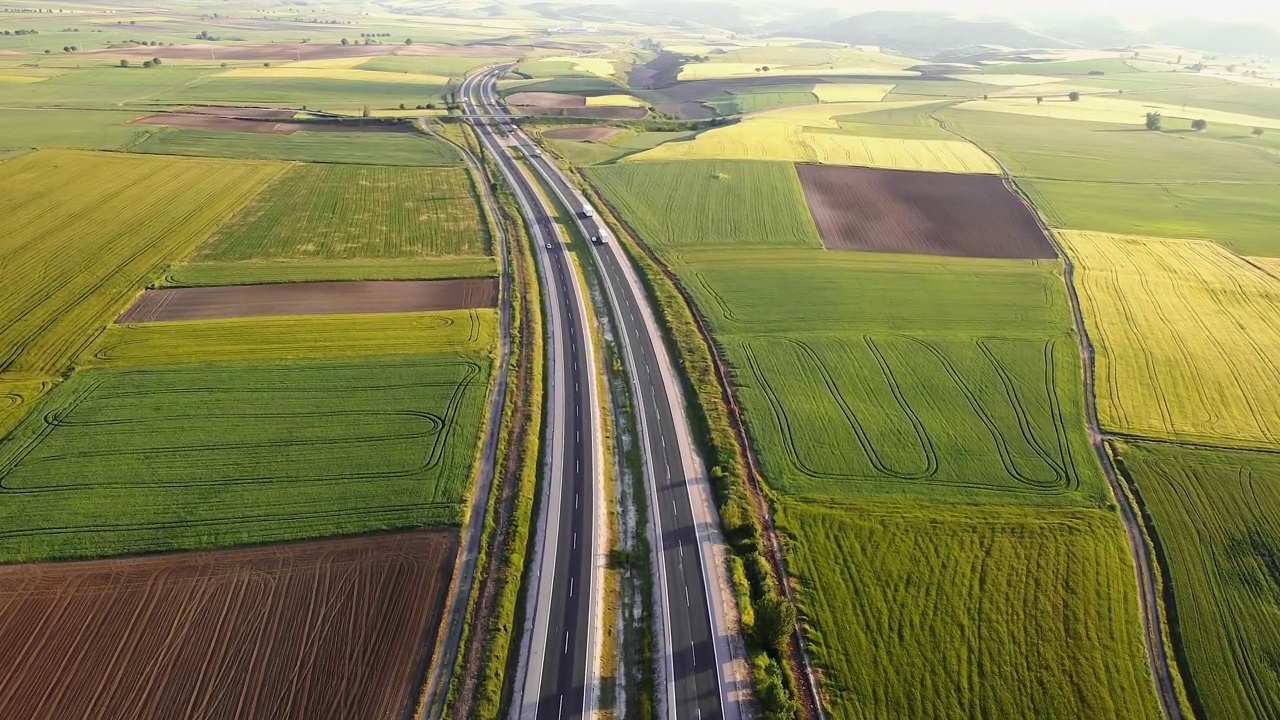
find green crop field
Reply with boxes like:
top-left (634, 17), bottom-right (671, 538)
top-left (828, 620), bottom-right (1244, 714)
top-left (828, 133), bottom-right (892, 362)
top-left (0, 108), bottom-right (153, 153)
top-left (1117, 440), bottom-right (1280, 720)
top-left (132, 127), bottom-right (463, 166)
top-left (586, 161), bottom-right (823, 250)
top-left (0, 67), bottom-right (218, 107)
top-left (195, 163), bottom-right (488, 260)
top-left (161, 256), bottom-right (497, 286)
top-left (671, 248), bottom-right (1105, 506)
top-left (781, 501), bottom-right (1159, 720)
top-left (974, 57), bottom-right (1140, 76)
top-left (87, 309), bottom-right (495, 366)
top-left (940, 108), bottom-right (1280, 184)
top-left (1024, 180), bottom-right (1280, 256)
top-left (167, 75), bottom-right (448, 110)
top-left (0, 355), bottom-right (489, 563)
top-left (357, 55), bottom-right (511, 76)
top-left (0, 149), bottom-right (283, 387)
top-left (1132, 82), bottom-right (1280, 120)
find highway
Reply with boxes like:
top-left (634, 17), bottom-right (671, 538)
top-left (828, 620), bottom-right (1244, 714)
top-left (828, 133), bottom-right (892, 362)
top-left (460, 69), bottom-right (604, 720)
top-left (467, 68), bottom-right (741, 720)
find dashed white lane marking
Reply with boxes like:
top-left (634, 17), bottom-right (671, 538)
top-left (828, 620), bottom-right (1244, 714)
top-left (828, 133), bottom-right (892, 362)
top-left (573, 532), bottom-right (578, 550)
top-left (564, 631), bottom-right (570, 654)
top-left (569, 577), bottom-right (574, 598)
top-left (685, 586), bottom-right (690, 606)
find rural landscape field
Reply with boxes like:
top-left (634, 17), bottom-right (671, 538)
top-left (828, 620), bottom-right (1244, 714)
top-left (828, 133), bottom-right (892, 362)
top-left (2, 0), bottom-right (1279, 717)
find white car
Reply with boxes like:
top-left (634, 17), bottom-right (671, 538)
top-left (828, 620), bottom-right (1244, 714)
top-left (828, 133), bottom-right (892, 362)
top-left (545, 242), bottom-right (553, 249)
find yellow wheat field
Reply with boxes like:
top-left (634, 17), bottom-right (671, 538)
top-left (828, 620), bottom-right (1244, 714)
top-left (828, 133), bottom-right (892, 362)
top-left (584, 94), bottom-right (649, 107)
top-left (217, 67), bottom-right (452, 85)
top-left (678, 63), bottom-right (920, 81)
top-left (959, 95), bottom-right (1280, 130)
top-left (625, 103), bottom-right (1000, 173)
top-left (812, 83), bottom-right (895, 102)
top-left (541, 56), bottom-right (614, 77)
top-left (1061, 231), bottom-right (1280, 448)
top-left (0, 149), bottom-right (284, 391)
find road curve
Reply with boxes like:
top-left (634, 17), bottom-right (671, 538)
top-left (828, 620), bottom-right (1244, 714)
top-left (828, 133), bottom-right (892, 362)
top-left (513, 87), bottom-right (745, 720)
top-left (461, 68), bottom-right (606, 720)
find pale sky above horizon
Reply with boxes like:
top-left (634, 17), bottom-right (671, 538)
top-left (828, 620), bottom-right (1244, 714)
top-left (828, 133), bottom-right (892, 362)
top-left (810, 0), bottom-right (1280, 30)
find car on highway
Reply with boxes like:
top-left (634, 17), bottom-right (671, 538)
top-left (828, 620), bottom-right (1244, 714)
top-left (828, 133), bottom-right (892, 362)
top-left (545, 242), bottom-right (553, 249)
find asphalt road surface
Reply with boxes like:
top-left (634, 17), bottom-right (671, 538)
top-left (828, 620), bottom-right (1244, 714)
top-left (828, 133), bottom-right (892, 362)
top-left (461, 68), bottom-right (603, 720)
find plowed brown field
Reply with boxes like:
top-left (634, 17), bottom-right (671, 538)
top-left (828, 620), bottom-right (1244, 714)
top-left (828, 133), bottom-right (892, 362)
top-left (543, 126), bottom-right (621, 141)
top-left (0, 530), bottom-right (457, 720)
top-left (796, 164), bottom-right (1056, 259)
top-left (117, 278), bottom-right (498, 322)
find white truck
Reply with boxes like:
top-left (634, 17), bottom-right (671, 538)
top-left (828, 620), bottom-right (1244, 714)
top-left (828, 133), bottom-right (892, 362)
top-left (578, 205), bottom-right (594, 219)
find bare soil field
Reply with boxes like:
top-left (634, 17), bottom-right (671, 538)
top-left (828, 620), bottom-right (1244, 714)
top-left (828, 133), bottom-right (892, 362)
top-left (130, 111), bottom-right (413, 134)
top-left (0, 530), bottom-right (457, 720)
top-left (507, 91), bottom-right (587, 108)
top-left (516, 106), bottom-right (646, 119)
top-left (543, 126), bottom-right (622, 141)
top-left (90, 42), bottom-right (523, 61)
top-left (118, 278), bottom-right (498, 323)
top-left (796, 164), bottom-right (1057, 258)
top-left (181, 106), bottom-right (299, 119)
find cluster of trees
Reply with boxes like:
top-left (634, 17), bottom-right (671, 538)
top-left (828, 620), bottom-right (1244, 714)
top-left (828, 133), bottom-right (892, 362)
top-left (2, 29), bottom-right (39, 35)
top-left (302, 18), bottom-right (350, 24)
top-left (195, 30), bottom-right (221, 41)
top-left (61, 45), bottom-right (77, 52)
top-left (121, 39), bottom-right (167, 46)
top-left (358, 32), bottom-right (392, 38)
top-left (3, 7), bottom-right (62, 11)
top-left (1034, 91), bottom-right (1082, 104)
top-left (1141, 112), bottom-right (1229, 133)
top-left (118, 57), bottom-right (163, 68)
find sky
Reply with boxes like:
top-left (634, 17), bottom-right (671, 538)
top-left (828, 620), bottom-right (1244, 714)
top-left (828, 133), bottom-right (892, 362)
top-left (815, 0), bottom-right (1280, 29)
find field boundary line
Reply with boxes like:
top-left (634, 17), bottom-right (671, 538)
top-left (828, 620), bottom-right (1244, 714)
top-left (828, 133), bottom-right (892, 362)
top-left (415, 117), bottom-right (515, 720)
top-left (994, 156), bottom-right (1190, 719)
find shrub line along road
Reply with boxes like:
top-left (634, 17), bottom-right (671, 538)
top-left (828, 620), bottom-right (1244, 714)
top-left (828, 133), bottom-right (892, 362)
top-left (466, 66), bottom-right (744, 719)
top-left (460, 68), bottom-right (607, 720)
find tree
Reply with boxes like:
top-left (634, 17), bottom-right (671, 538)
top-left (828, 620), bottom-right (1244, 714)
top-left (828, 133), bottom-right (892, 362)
top-left (151, 57), bottom-right (161, 66)
top-left (262, 62), bottom-right (270, 67)
top-left (761, 65), bottom-right (770, 72)
top-left (399, 102), bottom-right (406, 110)
top-left (62, 45), bottom-right (69, 52)
top-left (119, 58), bottom-right (129, 67)
top-left (1145, 111), bottom-right (1162, 131)
top-left (1191, 118), bottom-right (1207, 131)
top-left (361, 104), bottom-right (371, 118)
top-left (340, 37), bottom-right (349, 45)
top-left (142, 60), bottom-right (153, 68)
top-left (753, 595), bottom-right (796, 654)
top-left (1254, 127), bottom-right (1266, 137)
top-left (1035, 96), bottom-right (1043, 104)
top-left (1068, 91), bottom-right (1080, 102)
top-left (404, 37), bottom-right (413, 44)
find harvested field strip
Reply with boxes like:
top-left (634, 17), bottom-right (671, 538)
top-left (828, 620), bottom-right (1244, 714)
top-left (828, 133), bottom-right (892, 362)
top-left (780, 501), bottom-right (1160, 720)
top-left (217, 66), bottom-right (453, 85)
top-left (796, 164), bottom-right (1056, 258)
top-left (119, 279), bottom-right (498, 323)
top-left (585, 160), bottom-right (823, 249)
top-left (195, 163), bottom-right (487, 261)
top-left (812, 83), bottom-right (895, 102)
top-left (735, 333), bottom-right (1095, 502)
top-left (1061, 231), bottom-right (1280, 448)
top-left (0, 356), bottom-right (489, 562)
top-left (625, 103), bottom-right (1000, 173)
top-left (161, 257), bottom-right (498, 287)
top-left (0, 530), bottom-right (457, 720)
top-left (86, 310), bottom-right (495, 367)
top-left (1117, 440), bottom-right (1280, 720)
top-left (132, 128), bottom-right (463, 166)
top-left (0, 149), bottom-right (284, 381)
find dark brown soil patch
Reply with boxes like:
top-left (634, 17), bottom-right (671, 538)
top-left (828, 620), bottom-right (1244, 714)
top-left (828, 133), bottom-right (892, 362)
top-left (796, 165), bottom-right (1057, 259)
top-left (506, 91), bottom-right (586, 108)
top-left (118, 278), bottom-right (498, 323)
top-left (543, 126), bottom-right (621, 141)
top-left (180, 106), bottom-right (298, 119)
top-left (0, 530), bottom-right (458, 720)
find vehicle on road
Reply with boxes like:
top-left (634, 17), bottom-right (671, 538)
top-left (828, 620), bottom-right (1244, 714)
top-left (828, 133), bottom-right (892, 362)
top-left (545, 242), bottom-right (553, 249)
top-left (579, 206), bottom-right (595, 219)
top-left (591, 234), bottom-right (608, 244)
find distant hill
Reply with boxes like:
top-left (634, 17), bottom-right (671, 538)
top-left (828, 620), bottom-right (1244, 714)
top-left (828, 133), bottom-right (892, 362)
top-left (773, 11), bottom-right (1075, 59)
top-left (1143, 19), bottom-right (1280, 57)
top-left (524, 1), bottom-right (754, 30)
top-left (1042, 16), bottom-right (1136, 50)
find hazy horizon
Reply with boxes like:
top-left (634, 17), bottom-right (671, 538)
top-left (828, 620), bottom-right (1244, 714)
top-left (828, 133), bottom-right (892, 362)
top-left (781, 1), bottom-right (1280, 31)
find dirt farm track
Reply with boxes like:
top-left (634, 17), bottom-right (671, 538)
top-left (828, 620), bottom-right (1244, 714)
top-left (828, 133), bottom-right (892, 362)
top-left (0, 531), bottom-right (456, 720)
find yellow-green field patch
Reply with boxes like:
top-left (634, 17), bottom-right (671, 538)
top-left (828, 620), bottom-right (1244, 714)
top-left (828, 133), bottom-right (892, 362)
top-left (216, 67), bottom-right (453, 85)
top-left (626, 102), bottom-right (999, 172)
top-left (679, 63), bottom-right (920, 81)
top-left (949, 74), bottom-right (1069, 87)
top-left (85, 309), bottom-right (495, 367)
top-left (812, 83), bottom-right (895, 102)
top-left (584, 94), bottom-right (648, 107)
top-left (959, 95), bottom-right (1280, 130)
top-left (781, 501), bottom-right (1160, 720)
top-left (1061, 231), bottom-right (1280, 448)
top-left (541, 56), bottom-right (614, 77)
top-left (0, 149), bottom-right (284, 384)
